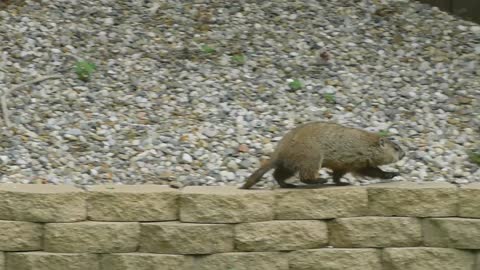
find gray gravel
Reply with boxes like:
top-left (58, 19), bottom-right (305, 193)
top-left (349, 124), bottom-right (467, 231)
top-left (0, 0), bottom-right (479, 188)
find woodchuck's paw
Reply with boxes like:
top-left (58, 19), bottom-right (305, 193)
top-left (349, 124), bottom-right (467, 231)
top-left (384, 172), bottom-right (400, 179)
top-left (279, 183), bottom-right (298, 188)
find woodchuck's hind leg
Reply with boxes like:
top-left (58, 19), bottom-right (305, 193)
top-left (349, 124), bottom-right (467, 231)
top-left (273, 165), bottom-right (297, 188)
top-left (299, 164), bottom-right (325, 185)
top-left (356, 167), bottom-right (399, 179)
top-left (332, 170), bottom-right (350, 186)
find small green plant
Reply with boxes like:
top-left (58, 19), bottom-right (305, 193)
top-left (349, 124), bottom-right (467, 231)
top-left (468, 150), bottom-right (480, 165)
top-left (75, 60), bottom-right (96, 81)
top-left (288, 79), bottom-right (303, 91)
top-left (324, 93), bottom-right (336, 104)
top-left (201, 45), bottom-right (216, 54)
top-left (231, 54), bottom-right (246, 65)
top-left (378, 130), bottom-right (390, 137)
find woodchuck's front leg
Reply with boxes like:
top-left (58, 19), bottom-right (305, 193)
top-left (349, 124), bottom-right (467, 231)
top-left (356, 167), bottom-right (400, 179)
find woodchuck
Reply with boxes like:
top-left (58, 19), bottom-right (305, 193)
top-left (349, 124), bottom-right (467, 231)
top-left (241, 122), bottom-right (405, 189)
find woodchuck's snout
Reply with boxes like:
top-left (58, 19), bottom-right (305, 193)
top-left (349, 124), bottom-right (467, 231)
top-left (241, 122), bottom-right (406, 189)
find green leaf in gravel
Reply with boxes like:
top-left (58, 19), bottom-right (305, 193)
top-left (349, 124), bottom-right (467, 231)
top-left (288, 79), bottom-right (302, 91)
top-left (201, 45), bottom-right (216, 54)
top-left (468, 150), bottom-right (480, 165)
top-left (378, 130), bottom-right (390, 137)
top-left (75, 60), bottom-right (96, 81)
top-left (231, 54), bottom-right (246, 64)
top-left (324, 93), bottom-right (336, 104)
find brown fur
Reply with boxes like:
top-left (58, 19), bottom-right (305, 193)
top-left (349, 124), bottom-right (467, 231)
top-left (241, 122), bottom-right (405, 189)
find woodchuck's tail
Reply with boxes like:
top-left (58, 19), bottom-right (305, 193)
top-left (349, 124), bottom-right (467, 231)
top-left (240, 160), bottom-right (275, 189)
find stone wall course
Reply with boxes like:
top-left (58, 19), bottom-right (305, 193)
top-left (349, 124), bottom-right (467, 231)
top-left (44, 222), bottom-right (139, 253)
top-left (87, 184), bottom-right (179, 221)
top-left (195, 252), bottom-right (289, 270)
top-left (5, 252), bottom-right (99, 270)
top-left (458, 183), bottom-right (480, 218)
top-left (99, 253), bottom-right (193, 270)
top-left (368, 182), bottom-right (458, 217)
top-left (382, 247), bottom-right (475, 270)
top-left (329, 217), bottom-right (422, 247)
top-left (0, 184), bottom-right (86, 222)
top-left (0, 221), bottom-right (42, 251)
top-left (423, 218), bottom-right (480, 249)
top-left (274, 187), bottom-right (368, 220)
top-left (289, 248), bottom-right (382, 270)
top-left (139, 222), bottom-right (234, 254)
top-left (234, 220), bottom-right (328, 251)
top-left (180, 186), bottom-right (275, 223)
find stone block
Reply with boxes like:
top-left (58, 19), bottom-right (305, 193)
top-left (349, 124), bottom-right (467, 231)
top-left (180, 186), bottom-right (274, 223)
top-left (235, 220), bottom-right (327, 251)
top-left (329, 217), bottom-right (422, 247)
top-left (275, 187), bottom-right (367, 220)
top-left (87, 185), bottom-right (179, 221)
top-left (100, 253), bottom-right (192, 270)
top-left (423, 218), bottom-right (480, 249)
top-left (458, 183), bottom-right (480, 218)
top-left (196, 252), bottom-right (288, 270)
top-left (6, 252), bottom-right (99, 270)
top-left (0, 221), bottom-right (42, 251)
top-left (289, 248), bottom-right (382, 270)
top-left (44, 222), bottom-right (139, 253)
top-left (382, 247), bottom-right (475, 270)
top-left (368, 182), bottom-right (457, 217)
top-left (0, 184), bottom-right (86, 222)
top-left (139, 222), bottom-right (233, 254)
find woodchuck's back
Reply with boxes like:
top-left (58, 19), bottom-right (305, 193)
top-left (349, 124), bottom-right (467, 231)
top-left (273, 122), bottom-right (402, 172)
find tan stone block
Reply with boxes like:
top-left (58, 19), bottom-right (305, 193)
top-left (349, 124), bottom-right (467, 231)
top-left (44, 222), bottom-right (139, 253)
top-left (0, 221), bottom-right (42, 251)
top-left (235, 220), bottom-right (327, 251)
top-left (0, 184), bottom-right (86, 222)
top-left (180, 186), bottom-right (274, 223)
top-left (329, 217), bottom-right (422, 247)
top-left (423, 218), bottom-right (480, 249)
top-left (196, 252), bottom-right (288, 270)
top-left (368, 182), bottom-right (457, 217)
top-left (289, 248), bottom-right (382, 270)
top-left (459, 183), bottom-right (480, 218)
top-left (139, 222), bottom-right (233, 254)
top-left (383, 248), bottom-right (475, 270)
top-left (87, 185), bottom-right (179, 221)
top-left (274, 187), bottom-right (367, 220)
top-left (100, 253), bottom-right (193, 270)
top-left (0, 252), bottom-right (4, 270)
top-left (6, 252), bottom-right (99, 270)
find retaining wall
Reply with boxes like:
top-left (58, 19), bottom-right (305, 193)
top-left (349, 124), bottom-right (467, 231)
top-left (0, 182), bottom-right (479, 270)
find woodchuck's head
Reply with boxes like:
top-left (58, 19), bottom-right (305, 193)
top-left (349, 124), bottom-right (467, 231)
top-left (372, 137), bottom-right (405, 165)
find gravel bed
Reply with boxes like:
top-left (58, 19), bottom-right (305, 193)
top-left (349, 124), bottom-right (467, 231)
top-left (0, 0), bottom-right (479, 188)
